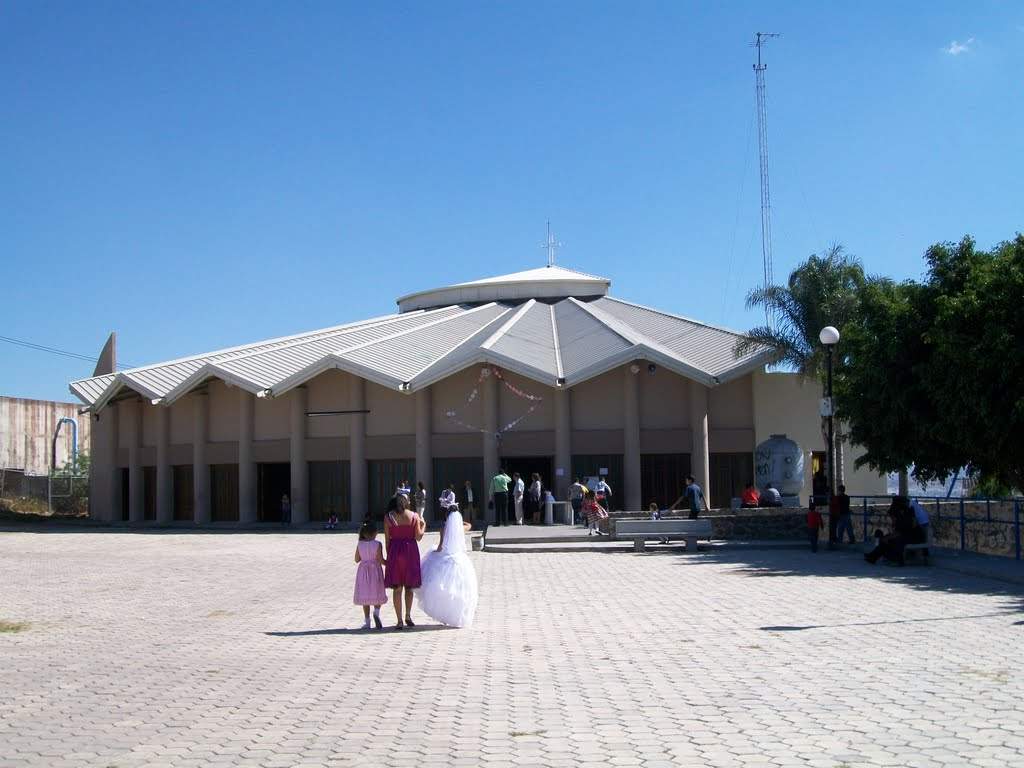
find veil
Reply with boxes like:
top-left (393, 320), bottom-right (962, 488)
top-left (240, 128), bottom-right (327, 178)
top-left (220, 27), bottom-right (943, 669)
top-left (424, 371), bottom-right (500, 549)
top-left (441, 507), bottom-right (467, 554)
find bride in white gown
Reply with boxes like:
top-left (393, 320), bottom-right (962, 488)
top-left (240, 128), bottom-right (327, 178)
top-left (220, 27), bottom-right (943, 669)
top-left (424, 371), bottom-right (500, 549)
top-left (418, 504), bottom-right (479, 628)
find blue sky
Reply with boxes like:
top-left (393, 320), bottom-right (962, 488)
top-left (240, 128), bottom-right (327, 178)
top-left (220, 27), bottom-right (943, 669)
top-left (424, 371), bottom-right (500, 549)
top-left (2, 1), bottom-right (1021, 402)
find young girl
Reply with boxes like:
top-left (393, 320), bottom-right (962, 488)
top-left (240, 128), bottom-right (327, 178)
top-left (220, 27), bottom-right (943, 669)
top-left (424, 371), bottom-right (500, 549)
top-left (582, 489), bottom-right (608, 536)
top-left (418, 503), bottom-right (478, 628)
top-left (354, 520), bottom-right (387, 629)
top-left (649, 501), bottom-right (669, 544)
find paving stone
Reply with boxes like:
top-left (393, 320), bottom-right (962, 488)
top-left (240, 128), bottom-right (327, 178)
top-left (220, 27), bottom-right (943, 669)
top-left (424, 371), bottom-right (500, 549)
top-left (1, 532), bottom-right (1023, 767)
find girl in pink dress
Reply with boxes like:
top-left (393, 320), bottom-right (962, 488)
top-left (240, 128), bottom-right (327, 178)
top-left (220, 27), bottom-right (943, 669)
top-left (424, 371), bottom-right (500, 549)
top-left (354, 520), bottom-right (387, 630)
top-left (384, 495), bottom-right (425, 630)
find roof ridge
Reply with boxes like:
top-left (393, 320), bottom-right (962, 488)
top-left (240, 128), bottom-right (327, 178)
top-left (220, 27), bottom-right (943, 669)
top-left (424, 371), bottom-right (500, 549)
top-left (599, 296), bottom-right (748, 338)
top-left (69, 310), bottom-right (413, 388)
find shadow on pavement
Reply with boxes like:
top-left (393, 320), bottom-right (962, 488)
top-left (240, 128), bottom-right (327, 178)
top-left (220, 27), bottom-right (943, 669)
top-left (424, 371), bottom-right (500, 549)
top-left (266, 624), bottom-right (452, 637)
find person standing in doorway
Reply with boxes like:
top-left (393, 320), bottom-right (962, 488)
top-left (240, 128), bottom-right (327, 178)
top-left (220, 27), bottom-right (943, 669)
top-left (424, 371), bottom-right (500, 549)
top-left (595, 476), bottom-right (613, 511)
top-left (490, 468), bottom-right (511, 527)
top-left (529, 473), bottom-right (543, 524)
top-left (462, 480), bottom-right (475, 520)
top-left (414, 481), bottom-right (428, 519)
top-left (280, 494), bottom-right (291, 526)
top-left (439, 484), bottom-right (457, 515)
top-left (512, 472), bottom-right (525, 525)
top-left (569, 477), bottom-right (586, 526)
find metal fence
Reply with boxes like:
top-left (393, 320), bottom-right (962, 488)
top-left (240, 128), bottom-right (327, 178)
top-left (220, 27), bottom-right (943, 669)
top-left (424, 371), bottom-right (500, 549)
top-left (850, 495), bottom-right (1023, 560)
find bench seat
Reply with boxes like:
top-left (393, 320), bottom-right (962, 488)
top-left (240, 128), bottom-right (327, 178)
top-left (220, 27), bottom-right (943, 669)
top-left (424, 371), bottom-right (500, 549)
top-left (614, 519), bottom-right (713, 552)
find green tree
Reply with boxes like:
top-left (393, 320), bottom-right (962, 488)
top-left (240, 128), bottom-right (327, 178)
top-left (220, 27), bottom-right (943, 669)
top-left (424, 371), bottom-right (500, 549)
top-left (734, 245), bottom-right (866, 378)
top-left (836, 235), bottom-right (1024, 491)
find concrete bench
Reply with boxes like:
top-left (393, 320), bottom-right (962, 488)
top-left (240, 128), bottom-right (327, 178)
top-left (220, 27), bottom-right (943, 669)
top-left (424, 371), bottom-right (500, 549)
top-left (903, 524), bottom-right (933, 564)
top-left (615, 519), bottom-right (713, 552)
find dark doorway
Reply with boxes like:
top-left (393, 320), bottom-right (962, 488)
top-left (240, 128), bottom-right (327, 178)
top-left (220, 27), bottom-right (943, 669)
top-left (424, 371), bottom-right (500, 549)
top-left (641, 453), bottom-right (691, 511)
top-left (120, 468), bottom-right (129, 521)
top-left (258, 463), bottom-right (291, 522)
top-left (143, 466), bottom-right (156, 521)
top-left (571, 454), bottom-right (624, 511)
top-left (710, 452), bottom-right (754, 509)
top-left (502, 456), bottom-right (553, 523)
top-left (172, 465), bottom-right (193, 521)
top-left (309, 461), bottom-right (351, 522)
top-left (211, 464), bottom-right (239, 522)
top-left (368, 459), bottom-right (415, 520)
top-left (432, 457), bottom-right (483, 523)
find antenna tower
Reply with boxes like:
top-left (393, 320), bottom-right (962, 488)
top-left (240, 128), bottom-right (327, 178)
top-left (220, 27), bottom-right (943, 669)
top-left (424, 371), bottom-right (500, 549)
top-left (753, 32), bottom-right (779, 327)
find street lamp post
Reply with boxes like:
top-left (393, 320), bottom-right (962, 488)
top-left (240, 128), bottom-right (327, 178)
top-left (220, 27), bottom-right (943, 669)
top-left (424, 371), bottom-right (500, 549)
top-left (819, 326), bottom-right (840, 543)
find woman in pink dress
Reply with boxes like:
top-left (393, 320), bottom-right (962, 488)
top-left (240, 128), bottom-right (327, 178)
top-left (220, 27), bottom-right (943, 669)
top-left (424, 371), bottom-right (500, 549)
top-left (353, 520), bottom-right (387, 630)
top-left (384, 495), bottom-right (425, 629)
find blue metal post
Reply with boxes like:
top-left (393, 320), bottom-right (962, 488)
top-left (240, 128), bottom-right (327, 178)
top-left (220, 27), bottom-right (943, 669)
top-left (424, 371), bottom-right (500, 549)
top-left (959, 497), bottom-right (966, 551)
top-left (862, 497), bottom-right (869, 542)
top-left (1015, 501), bottom-right (1021, 561)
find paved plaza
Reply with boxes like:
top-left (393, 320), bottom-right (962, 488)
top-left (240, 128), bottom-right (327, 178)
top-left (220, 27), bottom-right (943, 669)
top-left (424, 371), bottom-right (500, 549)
top-left (2, 531), bottom-right (1023, 768)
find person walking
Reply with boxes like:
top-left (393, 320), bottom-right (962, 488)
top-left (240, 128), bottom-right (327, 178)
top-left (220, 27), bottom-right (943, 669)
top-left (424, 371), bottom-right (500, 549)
top-left (569, 477), bottom-right (586, 526)
top-left (512, 472), bottom-right (525, 525)
top-left (834, 484), bottom-right (855, 544)
top-left (595, 476), bottom-right (613, 511)
top-left (807, 500), bottom-right (824, 553)
top-left (490, 468), bottom-right (511, 527)
top-left (671, 475), bottom-right (706, 519)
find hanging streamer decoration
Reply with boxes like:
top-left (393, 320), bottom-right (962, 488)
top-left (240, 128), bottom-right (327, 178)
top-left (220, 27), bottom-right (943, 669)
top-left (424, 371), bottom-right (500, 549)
top-left (443, 365), bottom-right (544, 439)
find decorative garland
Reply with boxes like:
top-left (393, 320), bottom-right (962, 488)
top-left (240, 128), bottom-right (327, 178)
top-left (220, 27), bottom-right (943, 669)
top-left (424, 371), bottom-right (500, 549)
top-left (443, 365), bottom-right (543, 440)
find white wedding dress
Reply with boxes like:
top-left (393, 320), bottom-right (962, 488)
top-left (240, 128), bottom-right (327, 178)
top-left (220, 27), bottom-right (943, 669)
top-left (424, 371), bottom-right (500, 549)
top-left (418, 509), bottom-right (479, 628)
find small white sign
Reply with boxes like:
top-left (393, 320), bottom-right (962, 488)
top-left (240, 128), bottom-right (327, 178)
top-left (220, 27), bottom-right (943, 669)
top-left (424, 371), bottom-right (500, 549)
top-left (599, 467), bottom-right (609, 475)
top-left (555, 467), bottom-right (565, 477)
top-left (820, 397), bottom-right (833, 417)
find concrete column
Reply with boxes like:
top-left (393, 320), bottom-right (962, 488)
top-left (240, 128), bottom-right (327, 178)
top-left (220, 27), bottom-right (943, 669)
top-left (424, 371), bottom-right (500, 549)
top-left (92, 403), bottom-right (119, 522)
top-left (482, 368), bottom-right (499, 523)
top-left (415, 386), bottom-right (433, 521)
top-left (238, 389), bottom-right (256, 524)
top-left (156, 405), bottom-right (172, 524)
top-left (350, 377), bottom-right (367, 520)
top-left (193, 391), bottom-right (210, 524)
top-left (554, 387), bottom-right (571, 503)
top-left (289, 386), bottom-right (309, 524)
top-left (127, 398), bottom-right (143, 523)
top-left (624, 365), bottom-right (642, 511)
top-left (689, 379), bottom-right (711, 509)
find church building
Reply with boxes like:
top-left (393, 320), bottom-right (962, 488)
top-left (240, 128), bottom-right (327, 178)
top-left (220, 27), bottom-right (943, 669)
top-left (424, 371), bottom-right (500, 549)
top-left (70, 265), bottom-right (883, 525)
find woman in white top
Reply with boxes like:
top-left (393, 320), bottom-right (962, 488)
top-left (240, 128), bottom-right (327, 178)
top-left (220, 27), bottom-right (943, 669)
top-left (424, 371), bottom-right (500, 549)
top-left (529, 473), bottom-right (542, 524)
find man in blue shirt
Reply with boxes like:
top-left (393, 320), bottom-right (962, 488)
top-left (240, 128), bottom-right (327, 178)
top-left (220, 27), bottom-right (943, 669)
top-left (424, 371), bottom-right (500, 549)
top-left (671, 475), bottom-right (706, 519)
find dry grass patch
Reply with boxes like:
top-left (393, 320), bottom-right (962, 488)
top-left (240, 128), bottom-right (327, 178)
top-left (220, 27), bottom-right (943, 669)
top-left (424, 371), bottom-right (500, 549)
top-left (0, 620), bottom-right (30, 633)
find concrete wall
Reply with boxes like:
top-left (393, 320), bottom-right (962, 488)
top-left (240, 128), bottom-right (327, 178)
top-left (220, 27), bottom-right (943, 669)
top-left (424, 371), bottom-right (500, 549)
top-left (571, 364), bottom-right (626, 431)
top-left (1, 396), bottom-right (92, 475)
top-left (87, 362), bottom-right (890, 522)
top-left (752, 369), bottom-right (886, 501)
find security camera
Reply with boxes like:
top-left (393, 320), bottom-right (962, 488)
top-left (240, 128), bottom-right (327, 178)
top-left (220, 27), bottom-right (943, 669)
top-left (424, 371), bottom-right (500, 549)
top-left (647, 363), bottom-right (657, 374)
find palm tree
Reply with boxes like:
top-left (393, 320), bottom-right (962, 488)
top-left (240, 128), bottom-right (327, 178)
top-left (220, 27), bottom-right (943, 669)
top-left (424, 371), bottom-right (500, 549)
top-left (734, 244), bottom-right (866, 380)
top-left (735, 245), bottom-right (867, 487)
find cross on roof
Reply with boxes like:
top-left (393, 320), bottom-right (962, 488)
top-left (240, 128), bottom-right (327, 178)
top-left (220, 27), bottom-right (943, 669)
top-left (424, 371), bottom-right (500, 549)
top-left (542, 221), bottom-right (562, 267)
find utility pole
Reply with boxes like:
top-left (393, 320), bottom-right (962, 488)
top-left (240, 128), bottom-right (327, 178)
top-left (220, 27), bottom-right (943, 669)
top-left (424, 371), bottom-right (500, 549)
top-left (753, 32), bottom-right (780, 328)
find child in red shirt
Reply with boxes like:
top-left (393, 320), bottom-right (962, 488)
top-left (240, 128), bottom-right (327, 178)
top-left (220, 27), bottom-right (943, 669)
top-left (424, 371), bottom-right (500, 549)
top-left (807, 501), bottom-right (824, 553)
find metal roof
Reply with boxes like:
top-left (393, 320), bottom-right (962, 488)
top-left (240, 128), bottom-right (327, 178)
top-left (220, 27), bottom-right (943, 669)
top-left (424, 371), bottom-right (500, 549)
top-left (396, 265), bottom-right (610, 313)
top-left (70, 275), bottom-right (772, 411)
